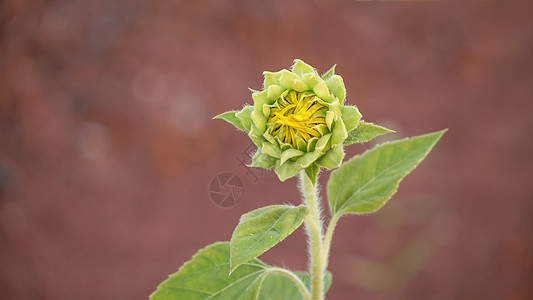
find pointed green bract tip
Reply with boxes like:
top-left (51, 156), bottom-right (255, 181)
top-left (213, 110), bottom-right (246, 131)
top-left (322, 64), bottom-right (336, 80)
top-left (343, 121), bottom-right (396, 145)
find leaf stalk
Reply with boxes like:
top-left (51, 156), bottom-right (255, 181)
top-left (266, 267), bottom-right (311, 300)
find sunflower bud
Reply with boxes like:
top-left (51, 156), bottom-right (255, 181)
top-left (215, 59), bottom-right (391, 182)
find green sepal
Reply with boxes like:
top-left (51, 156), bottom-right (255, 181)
top-left (331, 118), bottom-right (348, 146)
top-left (248, 124), bottom-right (265, 147)
top-left (236, 106), bottom-right (254, 131)
top-left (315, 133), bottom-right (332, 152)
top-left (280, 148), bottom-right (305, 165)
top-left (304, 164), bottom-right (320, 186)
top-left (307, 137), bottom-right (319, 152)
top-left (340, 106), bottom-right (362, 132)
top-left (325, 75), bottom-right (346, 103)
top-left (321, 64), bottom-right (336, 81)
top-left (279, 70), bottom-right (301, 89)
top-left (267, 85), bottom-right (285, 101)
top-left (295, 135), bottom-right (307, 151)
top-left (292, 59), bottom-right (316, 77)
top-left (262, 104), bottom-right (271, 120)
top-left (263, 130), bottom-right (277, 145)
top-left (274, 160), bottom-right (303, 182)
top-left (296, 151), bottom-right (323, 168)
top-left (278, 139), bottom-right (293, 151)
top-left (313, 80), bottom-right (330, 101)
top-left (292, 79), bottom-right (309, 92)
top-left (314, 124), bottom-right (329, 136)
top-left (251, 110), bottom-right (267, 132)
top-left (262, 142), bottom-right (282, 159)
top-left (302, 72), bottom-right (321, 88)
top-left (249, 150), bottom-right (276, 168)
top-left (343, 121), bottom-right (395, 145)
top-left (325, 111), bottom-right (335, 131)
top-left (213, 111), bottom-right (245, 131)
top-left (263, 71), bottom-right (282, 88)
top-left (327, 97), bottom-right (341, 113)
top-left (252, 90), bottom-right (269, 113)
top-left (316, 145), bottom-right (345, 169)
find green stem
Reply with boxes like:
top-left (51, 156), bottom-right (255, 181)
top-left (299, 172), bottom-right (325, 300)
top-left (267, 267), bottom-right (311, 300)
top-left (321, 214), bottom-right (340, 268)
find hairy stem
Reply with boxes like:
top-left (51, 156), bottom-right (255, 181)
top-left (299, 172), bottom-right (325, 300)
top-left (321, 214), bottom-right (340, 268)
top-left (267, 267), bottom-right (311, 300)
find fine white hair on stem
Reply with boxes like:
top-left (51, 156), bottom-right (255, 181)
top-left (298, 171), bottom-right (326, 299)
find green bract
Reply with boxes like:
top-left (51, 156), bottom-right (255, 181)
top-left (215, 59), bottom-right (390, 182)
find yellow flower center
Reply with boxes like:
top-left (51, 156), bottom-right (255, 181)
top-left (267, 90), bottom-right (327, 148)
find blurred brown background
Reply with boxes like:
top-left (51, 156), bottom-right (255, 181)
top-left (1, 0), bottom-right (532, 299)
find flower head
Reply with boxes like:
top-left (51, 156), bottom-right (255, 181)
top-left (215, 59), bottom-right (389, 182)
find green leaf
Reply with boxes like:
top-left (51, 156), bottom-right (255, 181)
top-left (213, 111), bottom-right (245, 131)
top-left (150, 242), bottom-right (269, 300)
top-left (230, 205), bottom-right (310, 273)
top-left (328, 130), bottom-right (446, 217)
top-left (343, 121), bottom-right (395, 145)
top-left (258, 271), bottom-right (333, 300)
